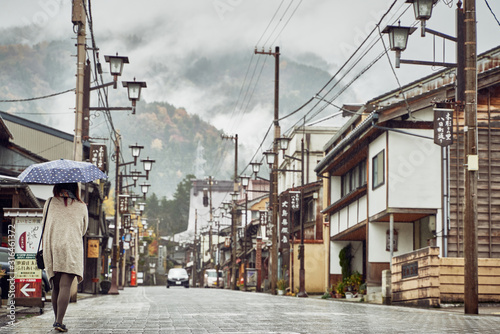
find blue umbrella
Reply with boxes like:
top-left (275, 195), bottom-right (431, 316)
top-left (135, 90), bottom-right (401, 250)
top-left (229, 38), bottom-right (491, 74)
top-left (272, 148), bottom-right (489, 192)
top-left (18, 159), bottom-right (108, 184)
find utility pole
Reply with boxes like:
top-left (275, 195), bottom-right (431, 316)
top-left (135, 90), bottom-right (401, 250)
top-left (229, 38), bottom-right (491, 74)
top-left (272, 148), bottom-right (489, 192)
top-left (72, 0), bottom-right (86, 162)
top-left (462, 0), bottom-right (478, 315)
top-left (208, 176), bottom-right (213, 261)
top-left (193, 209), bottom-right (198, 288)
top-left (297, 138), bottom-right (308, 297)
top-left (108, 135), bottom-right (121, 295)
top-left (221, 134), bottom-right (239, 290)
top-left (255, 46), bottom-right (280, 294)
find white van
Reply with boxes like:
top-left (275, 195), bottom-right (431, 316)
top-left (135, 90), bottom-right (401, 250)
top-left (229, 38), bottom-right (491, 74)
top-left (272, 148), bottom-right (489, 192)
top-left (204, 269), bottom-right (224, 288)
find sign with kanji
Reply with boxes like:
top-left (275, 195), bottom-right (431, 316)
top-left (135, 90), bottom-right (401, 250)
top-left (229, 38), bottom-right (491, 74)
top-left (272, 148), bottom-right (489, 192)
top-left (434, 108), bottom-right (453, 147)
top-left (279, 194), bottom-right (290, 249)
top-left (119, 196), bottom-right (129, 214)
top-left (2, 209), bottom-right (45, 304)
top-left (90, 144), bottom-right (107, 172)
top-left (259, 210), bottom-right (268, 227)
top-left (290, 191), bottom-right (301, 211)
top-left (123, 215), bottom-right (131, 229)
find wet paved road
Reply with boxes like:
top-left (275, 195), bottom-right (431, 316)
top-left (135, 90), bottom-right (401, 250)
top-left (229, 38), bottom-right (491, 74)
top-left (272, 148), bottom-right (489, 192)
top-left (2, 286), bottom-right (500, 333)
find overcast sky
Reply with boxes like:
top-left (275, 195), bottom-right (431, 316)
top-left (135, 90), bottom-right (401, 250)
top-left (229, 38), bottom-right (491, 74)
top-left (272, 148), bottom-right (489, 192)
top-left (2, 0), bottom-right (500, 150)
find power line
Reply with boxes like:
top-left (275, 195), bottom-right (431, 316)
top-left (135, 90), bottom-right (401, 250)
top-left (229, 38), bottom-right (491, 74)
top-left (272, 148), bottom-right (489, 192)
top-left (0, 88), bottom-right (75, 103)
top-left (255, 0), bottom-right (286, 47)
top-left (262, 0), bottom-right (296, 47)
top-left (484, 0), bottom-right (500, 26)
top-left (270, 0), bottom-right (304, 46)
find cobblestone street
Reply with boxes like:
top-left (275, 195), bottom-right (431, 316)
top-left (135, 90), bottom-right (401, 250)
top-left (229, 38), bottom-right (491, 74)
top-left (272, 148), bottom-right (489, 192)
top-left (1, 287), bottom-right (500, 333)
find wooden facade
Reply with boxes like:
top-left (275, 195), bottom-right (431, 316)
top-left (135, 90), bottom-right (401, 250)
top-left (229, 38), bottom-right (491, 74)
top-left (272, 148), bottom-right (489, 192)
top-left (317, 46), bottom-right (500, 296)
top-left (392, 247), bottom-right (500, 306)
top-left (448, 84), bottom-right (500, 258)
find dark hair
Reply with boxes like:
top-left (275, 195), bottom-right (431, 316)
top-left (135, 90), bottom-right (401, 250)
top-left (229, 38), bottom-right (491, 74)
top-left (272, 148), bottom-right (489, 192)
top-left (53, 183), bottom-right (82, 204)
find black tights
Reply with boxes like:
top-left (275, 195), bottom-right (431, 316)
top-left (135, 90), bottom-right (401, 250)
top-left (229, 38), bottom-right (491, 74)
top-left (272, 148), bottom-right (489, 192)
top-left (51, 272), bottom-right (76, 324)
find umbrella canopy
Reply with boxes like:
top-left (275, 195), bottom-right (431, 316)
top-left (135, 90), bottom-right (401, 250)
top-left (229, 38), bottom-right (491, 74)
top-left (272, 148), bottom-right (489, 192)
top-left (18, 159), bottom-right (108, 184)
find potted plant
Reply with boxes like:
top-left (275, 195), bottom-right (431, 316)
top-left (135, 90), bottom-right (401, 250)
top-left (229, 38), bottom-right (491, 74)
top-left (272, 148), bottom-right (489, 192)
top-left (359, 282), bottom-right (367, 296)
top-left (349, 271), bottom-right (363, 292)
top-left (335, 281), bottom-right (345, 298)
top-left (327, 285), bottom-right (335, 298)
top-left (277, 279), bottom-right (287, 295)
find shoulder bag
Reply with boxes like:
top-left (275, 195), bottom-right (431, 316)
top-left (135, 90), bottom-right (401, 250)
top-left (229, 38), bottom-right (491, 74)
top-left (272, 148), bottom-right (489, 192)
top-left (36, 198), bottom-right (52, 270)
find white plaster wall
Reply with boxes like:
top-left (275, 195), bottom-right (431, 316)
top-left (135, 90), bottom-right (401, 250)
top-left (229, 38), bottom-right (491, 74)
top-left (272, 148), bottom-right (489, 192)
top-left (368, 222), bottom-right (414, 262)
top-left (348, 202), bottom-right (358, 228)
top-left (330, 241), bottom-right (364, 275)
top-left (339, 208), bottom-right (348, 232)
top-left (330, 175), bottom-right (341, 203)
top-left (368, 133), bottom-right (387, 217)
top-left (330, 241), bottom-right (349, 275)
top-left (330, 212), bottom-right (339, 236)
top-left (358, 195), bottom-right (367, 222)
top-left (388, 130), bottom-right (441, 208)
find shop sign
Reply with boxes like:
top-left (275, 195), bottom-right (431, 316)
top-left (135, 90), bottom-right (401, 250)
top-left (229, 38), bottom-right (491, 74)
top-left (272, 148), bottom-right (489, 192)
top-left (279, 194), bottom-right (290, 249)
top-left (434, 108), bottom-right (453, 147)
top-left (90, 144), bottom-right (107, 172)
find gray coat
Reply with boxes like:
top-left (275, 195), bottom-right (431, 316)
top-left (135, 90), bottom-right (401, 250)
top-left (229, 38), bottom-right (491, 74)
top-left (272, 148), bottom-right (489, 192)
top-left (42, 197), bottom-right (88, 283)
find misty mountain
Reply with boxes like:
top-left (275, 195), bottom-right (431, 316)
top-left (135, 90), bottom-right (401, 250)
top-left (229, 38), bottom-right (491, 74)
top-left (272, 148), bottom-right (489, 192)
top-left (0, 34), bottom-right (342, 198)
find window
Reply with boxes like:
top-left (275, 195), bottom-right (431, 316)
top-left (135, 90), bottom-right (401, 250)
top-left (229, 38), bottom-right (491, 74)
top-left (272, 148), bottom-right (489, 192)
top-left (306, 199), bottom-right (315, 222)
top-left (341, 160), bottom-right (367, 197)
top-left (372, 150), bottom-right (385, 189)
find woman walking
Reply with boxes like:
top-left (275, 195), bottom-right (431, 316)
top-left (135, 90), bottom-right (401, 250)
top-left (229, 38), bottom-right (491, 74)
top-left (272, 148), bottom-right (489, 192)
top-left (42, 183), bottom-right (88, 332)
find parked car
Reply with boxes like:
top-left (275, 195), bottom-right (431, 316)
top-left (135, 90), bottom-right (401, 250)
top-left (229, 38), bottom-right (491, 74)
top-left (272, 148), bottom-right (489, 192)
top-left (0, 246), bottom-right (51, 299)
top-left (204, 269), bottom-right (224, 288)
top-left (166, 268), bottom-right (189, 288)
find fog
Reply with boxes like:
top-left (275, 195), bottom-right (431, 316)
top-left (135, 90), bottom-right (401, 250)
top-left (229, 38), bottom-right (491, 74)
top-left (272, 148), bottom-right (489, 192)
top-left (1, 0), bottom-right (500, 159)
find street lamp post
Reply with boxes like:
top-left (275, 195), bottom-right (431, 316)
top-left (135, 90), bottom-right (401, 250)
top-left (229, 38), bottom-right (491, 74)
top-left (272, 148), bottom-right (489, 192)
top-left (109, 141), bottom-right (154, 295)
top-left (275, 136), bottom-right (308, 297)
top-left (383, 0), bottom-right (477, 314)
top-left (240, 175), bottom-right (251, 291)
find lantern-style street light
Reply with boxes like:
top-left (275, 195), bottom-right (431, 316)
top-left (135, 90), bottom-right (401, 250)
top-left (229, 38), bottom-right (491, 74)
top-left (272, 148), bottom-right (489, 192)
top-left (264, 150), bottom-right (277, 166)
top-left (130, 143), bottom-right (144, 165)
top-left (122, 78), bottom-right (147, 114)
top-left (141, 157), bottom-right (156, 180)
top-left (104, 53), bottom-right (129, 88)
top-left (250, 161), bottom-right (262, 179)
top-left (382, 23), bottom-right (417, 68)
top-left (140, 183), bottom-right (151, 199)
top-left (406, 0), bottom-right (439, 36)
top-left (277, 137), bottom-right (291, 151)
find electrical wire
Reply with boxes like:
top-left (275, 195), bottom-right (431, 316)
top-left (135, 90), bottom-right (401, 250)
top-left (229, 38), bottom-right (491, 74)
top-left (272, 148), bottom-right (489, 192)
top-left (484, 0), bottom-right (500, 26)
top-left (0, 89), bottom-right (75, 103)
top-left (269, 0), bottom-right (304, 47)
top-left (262, 0), bottom-right (296, 48)
top-left (255, 0), bottom-right (286, 47)
top-left (283, 0), bottom-right (408, 133)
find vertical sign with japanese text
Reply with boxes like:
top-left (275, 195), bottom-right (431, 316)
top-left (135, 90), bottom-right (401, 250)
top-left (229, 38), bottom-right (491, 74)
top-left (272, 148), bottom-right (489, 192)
top-left (279, 194), bottom-right (290, 250)
top-left (119, 197), bottom-right (129, 214)
top-left (434, 108), bottom-right (453, 147)
top-left (290, 191), bottom-right (301, 212)
top-left (90, 144), bottom-right (107, 172)
top-left (14, 215), bottom-right (43, 299)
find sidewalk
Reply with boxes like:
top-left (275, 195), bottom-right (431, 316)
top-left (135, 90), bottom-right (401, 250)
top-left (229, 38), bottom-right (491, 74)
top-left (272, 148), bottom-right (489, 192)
top-left (317, 294), bottom-right (500, 316)
top-left (0, 292), bottom-right (98, 327)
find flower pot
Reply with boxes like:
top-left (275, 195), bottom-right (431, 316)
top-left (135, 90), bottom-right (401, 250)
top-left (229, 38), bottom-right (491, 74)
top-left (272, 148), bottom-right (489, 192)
top-left (278, 289), bottom-right (285, 296)
top-left (100, 280), bottom-right (111, 294)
